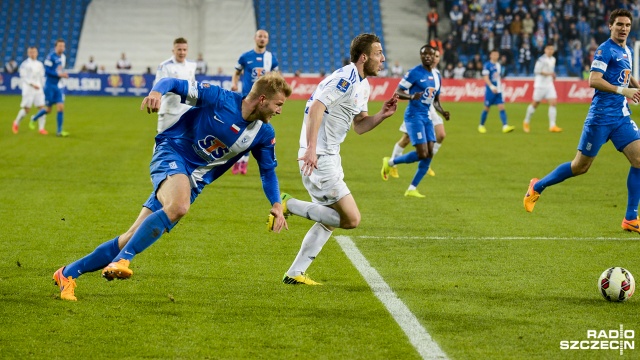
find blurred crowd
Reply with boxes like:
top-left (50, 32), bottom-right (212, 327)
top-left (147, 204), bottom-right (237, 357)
top-left (429, 0), bottom-right (640, 78)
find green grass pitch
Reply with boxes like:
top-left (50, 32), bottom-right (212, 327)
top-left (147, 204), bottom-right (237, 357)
top-left (1, 95), bottom-right (638, 359)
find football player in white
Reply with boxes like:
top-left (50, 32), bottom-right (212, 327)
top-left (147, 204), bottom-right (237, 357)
top-left (523, 44), bottom-right (562, 133)
top-left (12, 47), bottom-right (47, 134)
top-left (155, 37), bottom-right (197, 133)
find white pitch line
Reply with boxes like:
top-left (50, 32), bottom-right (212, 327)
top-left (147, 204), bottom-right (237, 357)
top-left (355, 235), bottom-right (640, 241)
top-left (335, 235), bottom-right (449, 360)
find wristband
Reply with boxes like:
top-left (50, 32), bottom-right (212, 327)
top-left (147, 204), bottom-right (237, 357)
top-left (617, 86), bottom-right (624, 95)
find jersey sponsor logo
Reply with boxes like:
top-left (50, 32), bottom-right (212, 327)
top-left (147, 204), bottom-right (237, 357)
top-left (194, 135), bottom-right (230, 161)
top-left (336, 79), bottom-right (350, 92)
top-left (251, 67), bottom-right (266, 82)
top-left (618, 69), bottom-right (631, 86)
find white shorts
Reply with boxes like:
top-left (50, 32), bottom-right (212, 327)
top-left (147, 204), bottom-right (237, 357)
top-left (399, 107), bottom-right (443, 133)
top-left (20, 92), bottom-right (45, 108)
top-left (298, 150), bottom-right (351, 206)
top-left (532, 86), bottom-right (557, 102)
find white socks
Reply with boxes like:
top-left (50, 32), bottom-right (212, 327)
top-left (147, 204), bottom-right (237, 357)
top-left (286, 198), bottom-right (341, 228)
top-left (14, 109), bottom-right (27, 125)
top-left (38, 115), bottom-right (47, 130)
top-left (286, 222), bottom-right (333, 276)
top-left (433, 142), bottom-right (441, 155)
top-left (392, 143), bottom-right (405, 159)
top-left (549, 106), bottom-right (557, 128)
top-left (239, 153), bottom-right (249, 162)
top-left (524, 104), bottom-right (535, 123)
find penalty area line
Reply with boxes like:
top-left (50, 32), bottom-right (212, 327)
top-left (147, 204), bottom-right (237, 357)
top-left (335, 235), bottom-right (449, 360)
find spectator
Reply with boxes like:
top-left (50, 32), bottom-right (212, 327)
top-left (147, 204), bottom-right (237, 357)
top-left (116, 52), bottom-right (131, 72)
top-left (453, 61), bottom-right (466, 79)
top-left (513, 0), bottom-right (529, 18)
top-left (586, 1), bottom-right (598, 29)
top-left (450, 5), bottom-right (463, 36)
top-left (575, 15), bottom-right (591, 49)
top-left (443, 63), bottom-right (455, 79)
top-left (500, 29), bottom-right (513, 73)
top-left (499, 54), bottom-right (509, 77)
top-left (97, 65), bottom-right (106, 74)
top-left (522, 13), bottom-right (535, 37)
top-left (463, 61), bottom-right (477, 78)
top-left (427, 7), bottom-right (439, 42)
top-left (481, 30), bottom-right (498, 56)
top-left (4, 59), bottom-right (18, 73)
top-left (494, 14), bottom-right (506, 38)
top-left (467, 28), bottom-right (481, 55)
top-left (429, 37), bottom-right (444, 59)
top-left (391, 61), bottom-right (404, 77)
top-left (81, 56), bottom-right (98, 73)
top-left (442, 42), bottom-right (459, 68)
top-left (216, 66), bottom-right (225, 75)
top-left (196, 53), bottom-right (207, 75)
top-left (581, 64), bottom-right (590, 80)
top-left (518, 41), bottom-right (532, 75)
top-left (569, 41), bottom-right (583, 77)
top-left (510, 14), bottom-right (523, 49)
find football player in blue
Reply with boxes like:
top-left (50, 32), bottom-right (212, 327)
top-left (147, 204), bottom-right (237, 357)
top-left (30, 39), bottom-right (70, 137)
top-left (381, 45), bottom-right (450, 198)
top-left (230, 30), bottom-right (280, 175)
top-left (478, 49), bottom-right (514, 134)
top-left (524, 9), bottom-right (640, 233)
top-left (52, 72), bottom-right (292, 301)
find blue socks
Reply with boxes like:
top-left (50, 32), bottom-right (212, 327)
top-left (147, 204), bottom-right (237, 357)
top-left (63, 237), bottom-right (120, 278)
top-left (392, 151), bottom-right (419, 165)
top-left (57, 112), bottom-right (64, 133)
top-left (32, 108), bottom-right (47, 121)
top-left (411, 158), bottom-right (432, 187)
top-left (480, 110), bottom-right (488, 125)
top-left (114, 209), bottom-right (174, 261)
top-left (499, 110), bottom-right (507, 125)
top-left (626, 167), bottom-right (640, 220)
top-left (535, 162), bottom-right (574, 193)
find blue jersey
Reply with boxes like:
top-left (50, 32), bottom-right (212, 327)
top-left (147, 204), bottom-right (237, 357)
top-left (234, 50), bottom-right (279, 97)
top-left (398, 65), bottom-right (441, 120)
top-left (589, 39), bottom-right (634, 124)
top-left (152, 78), bottom-right (279, 202)
top-left (482, 61), bottom-right (502, 91)
top-left (43, 51), bottom-right (65, 87)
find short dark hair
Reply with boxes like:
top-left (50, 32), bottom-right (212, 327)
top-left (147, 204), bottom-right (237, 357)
top-left (420, 45), bottom-right (435, 54)
top-left (174, 37), bottom-right (188, 45)
top-left (350, 33), bottom-right (381, 63)
top-left (55, 39), bottom-right (65, 46)
top-left (609, 9), bottom-right (633, 25)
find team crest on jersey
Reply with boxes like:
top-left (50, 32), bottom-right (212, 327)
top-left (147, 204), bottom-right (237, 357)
top-left (193, 135), bottom-right (230, 161)
top-left (108, 74), bottom-right (122, 87)
top-left (596, 50), bottom-right (602, 56)
top-left (336, 79), bottom-right (350, 92)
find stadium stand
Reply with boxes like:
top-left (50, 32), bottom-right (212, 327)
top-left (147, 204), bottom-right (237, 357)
top-left (0, 0), bottom-right (91, 69)
top-left (75, 0), bottom-right (255, 75)
top-left (253, 0), bottom-right (385, 74)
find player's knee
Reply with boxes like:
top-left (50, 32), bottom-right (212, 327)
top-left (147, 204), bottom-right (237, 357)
top-left (165, 202), bottom-right (190, 222)
top-left (417, 150), bottom-right (429, 159)
top-left (436, 133), bottom-right (445, 143)
top-left (572, 164), bottom-right (589, 175)
top-left (340, 214), bottom-right (361, 229)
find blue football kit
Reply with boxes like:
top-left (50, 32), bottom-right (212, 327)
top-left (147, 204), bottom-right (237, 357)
top-left (235, 50), bottom-right (279, 98)
top-left (398, 64), bottom-right (441, 145)
top-left (482, 61), bottom-right (504, 107)
top-left (43, 50), bottom-right (65, 106)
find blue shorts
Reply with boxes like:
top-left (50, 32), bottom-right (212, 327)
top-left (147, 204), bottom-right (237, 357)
top-left (484, 91), bottom-right (504, 107)
top-left (142, 142), bottom-right (200, 211)
top-left (405, 116), bottom-right (436, 146)
top-left (44, 85), bottom-right (64, 106)
top-left (577, 117), bottom-right (640, 157)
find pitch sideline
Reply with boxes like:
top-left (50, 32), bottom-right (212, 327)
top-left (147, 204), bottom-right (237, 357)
top-left (335, 235), bottom-right (449, 360)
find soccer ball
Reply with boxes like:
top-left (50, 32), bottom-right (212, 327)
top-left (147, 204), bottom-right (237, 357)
top-left (598, 267), bottom-right (635, 302)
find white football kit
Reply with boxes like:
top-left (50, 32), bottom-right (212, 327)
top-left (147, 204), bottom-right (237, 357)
top-left (299, 63), bottom-right (370, 205)
top-left (532, 54), bottom-right (557, 102)
top-left (19, 58), bottom-right (45, 108)
top-left (155, 56), bottom-right (197, 132)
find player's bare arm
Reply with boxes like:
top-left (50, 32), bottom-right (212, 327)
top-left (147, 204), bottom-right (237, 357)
top-left (433, 95), bottom-right (450, 120)
top-left (231, 69), bottom-right (242, 92)
top-left (141, 91), bottom-right (163, 113)
top-left (484, 75), bottom-right (498, 93)
top-left (589, 71), bottom-right (640, 102)
top-left (298, 99), bottom-right (325, 176)
top-left (394, 87), bottom-right (421, 101)
top-left (352, 94), bottom-right (398, 134)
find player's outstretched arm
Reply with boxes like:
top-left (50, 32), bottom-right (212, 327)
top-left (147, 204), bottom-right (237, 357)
top-left (352, 94), bottom-right (398, 134)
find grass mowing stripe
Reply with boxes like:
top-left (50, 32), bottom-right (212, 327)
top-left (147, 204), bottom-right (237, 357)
top-left (356, 236), bottom-right (640, 241)
top-left (335, 235), bottom-right (449, 360)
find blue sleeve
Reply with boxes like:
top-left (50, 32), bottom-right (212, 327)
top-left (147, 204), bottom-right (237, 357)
top-left (44, 56), bottom-right (59, 78)
top-left (151, 78), bottom-right (223, 107)
top-left (259, 167), bottom-right (281, 205)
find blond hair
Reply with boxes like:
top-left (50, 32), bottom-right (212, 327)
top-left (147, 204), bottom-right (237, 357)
top-left (247, 72), bottom-right (292, 100)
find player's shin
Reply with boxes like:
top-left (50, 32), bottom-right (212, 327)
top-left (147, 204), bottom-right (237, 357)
top-left (63, 237), bottom-right (120, 278)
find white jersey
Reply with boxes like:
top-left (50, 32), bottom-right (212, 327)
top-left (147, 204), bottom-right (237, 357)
top-left (19, 58), bottom-right (45, 96)
top-left (299, 63), bottom-right (370, 155)
top-left (155, 56), bottom-right (197, 132)
top-left (533, 54), bottom-right (555, 88)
